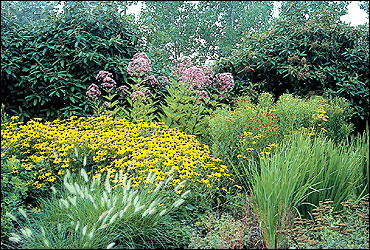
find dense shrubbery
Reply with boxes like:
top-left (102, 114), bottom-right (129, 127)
top-left (213, 8), bottom-right (369, 132)
top-left (1, 2), bottom-right (139, 121)
top-left (205, 92), bottom-right (354, 172)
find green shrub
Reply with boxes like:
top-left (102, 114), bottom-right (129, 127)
top-left (213, 6), bottom-right (369, 132)
top-left (6, 167), bottom-right (190, 249)
top-left (160, 80), bottom-right (217, 137)
top-left (274, 93), bottom-right (354, 142)
top-left (206, 92), bottom-right (354, 188)
top-left (206, 95), bottom-right (280, 163)
top-left (187, 210), bottom-right (250, 249)
top-left (1, 2), bottom-right (139, 121)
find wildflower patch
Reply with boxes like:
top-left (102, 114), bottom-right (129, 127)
top-left (1, 114), bottom-right (232, 194)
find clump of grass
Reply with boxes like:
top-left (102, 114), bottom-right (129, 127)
top-left (243, 131), bottom-right (367, 248)
top-left (6, 165), bottom-right (190, 249)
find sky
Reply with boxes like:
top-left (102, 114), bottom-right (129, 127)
top-left (127, 1), bottom-right (369, 26)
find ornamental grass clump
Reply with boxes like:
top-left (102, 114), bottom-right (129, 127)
top-left (6, 166), bottom-right (190, 249)
top-left (243, 131), bottom-right (368, 249)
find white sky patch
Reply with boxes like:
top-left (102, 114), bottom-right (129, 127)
top-left (127, 1), bottom-right (368, 27)
top-left (341, 1), bottom-right (368, 26)
top-left (126, 1), bottom-right (143, 15)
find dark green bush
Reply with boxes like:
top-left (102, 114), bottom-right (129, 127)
top-left (1, 2), bottom-right (139, 121)
top-left (213, 7), bottom-right (369, 133)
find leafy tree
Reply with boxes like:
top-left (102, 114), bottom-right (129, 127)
top-left (138, 1), bottom-right (199, 72)
top-left (279, 1), bottom-right (350, 20)
top-left (0, 1), bottom-right (58, 24)
top-left (139, 1), bottom-right (274, 69)
top-left (1, 1), bottom-right (140, 121)
top-left (197, 1), bottom-right (275, 58)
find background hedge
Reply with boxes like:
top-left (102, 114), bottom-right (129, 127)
top-left (1, 2), bottom-right (139, 121)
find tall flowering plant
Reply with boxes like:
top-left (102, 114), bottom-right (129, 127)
top-left (126, 52), bottom-right (170, 101)
top-left (171, 56), bottom-right (235, 103)
top-left (123, 52), bottom-right (172, 122)
top-left (86, 71), bottom-right (128, 117)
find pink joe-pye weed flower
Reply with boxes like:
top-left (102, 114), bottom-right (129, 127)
top-left (131, 90), bottom-right (146, 102)
top-left (130, 84), bottom-right (151, 102)
top-left (202, 65), bottom-right (214, 80)
top-left (213, 73), bottom-right (234, 92)
top-left (86, 83), bottom-right (101, 100)
top-left (172, 56), bottom-right (193, 80)
top-left (157, 76), bottom-right (169, 87)
top-left (143, 75), bottom-right (159, 87)
top-left (195, 90), bottom-right (210, 102)
top-left (96, 70), bottom-right (117, 89)
top-left (127, 52), bottom-right (152, 77)
top-left (96, 70), bottom-right (113, 82)
top-left (116, 85), bottom-right (129, 96)
top-left (181, 66), bottom-right (212, 90)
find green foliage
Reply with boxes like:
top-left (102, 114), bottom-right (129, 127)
top-left (274, 94), bottom-right (354, 142)
top-left (139, 1), bottom-right (274, 67)
top-left (1, 156), bottom-right (33, 243)
top-left (0, 1), bottom-right (58, 25)
top-left (243, 132), bottom-right (367, 248)
top-left (120, 94), bottom-right (158, 123)
top-left (206, 96), bottom-right (279, 164)
top-left (1, 103), bottom-right (11, 127)
top-left (206, 92), bottom-right (354, 185)
top-left (280, 1), bottom-right (350, 20)
top-left (214, 6), bottom-right (369, 132)
top-left (357, 123), bottom-right (369, 195)
top-left (159, 80), bottom-right (215, 136)
top-left (286, 198), bottom-right (369, 249)
top-left (359, 1), bottom-right (369, 17)
top-left (1, 1), bottom-right (139, 122)
top-left (187, 210), bottom-right (249, 249)
top-left (6, 167), bottom-right (190, 249)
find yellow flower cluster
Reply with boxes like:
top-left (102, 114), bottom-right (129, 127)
top-left (1, 114), bottom-right (232, 194)
top-left (237, 130), bottom-right (278, 159)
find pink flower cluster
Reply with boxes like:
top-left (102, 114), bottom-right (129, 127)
top-left (127, 52), bottom-right (152, 77)
top-left (195, 90), bottom-right (210, 102)
top-left (143, 75), bottom-right (159, 87)
top-left (131, 84), bottom-right (151, 102)
top-left (117, 85), bottom-right (129, 96)
top-left (181, 66), bottom-right (212, 90)
top-left (86, 83), bottom-right (101, 100)
top-left (213, 73), bottom-right (234, 92)
top-left (96, 70), bottom-right (117, 89)
top-left (172, 56), bottom-right (193, 80)
top-left (157, 76), bottom-right (169, 86)
top-left (202, 65), bottom-right (214, 80)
